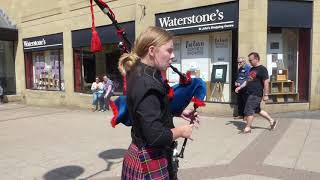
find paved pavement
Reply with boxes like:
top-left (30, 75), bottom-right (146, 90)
top-left (0, 103), bottom-right (320, 180)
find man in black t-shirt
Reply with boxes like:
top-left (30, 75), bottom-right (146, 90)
top-left (236, 52), bottom-right (277, 133)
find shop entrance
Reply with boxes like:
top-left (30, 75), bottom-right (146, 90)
top-left (0, 10), bottom-right (18, 95)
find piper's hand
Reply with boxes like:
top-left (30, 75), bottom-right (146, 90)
top-left (235, 87), bottom-right (241, 93)
top-left (263, 95), bottom-right (269, 101)
top-left (181, 108), bottom-right (200, 125)
top-left (179, 124), bottom-right (194, 139)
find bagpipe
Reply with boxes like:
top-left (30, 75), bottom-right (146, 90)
top-left (90, 0), bottom-right (206, 164)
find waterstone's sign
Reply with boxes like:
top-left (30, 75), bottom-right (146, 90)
top-left (156, 2), bottom-right (238, 35)
top-left (23, 33), bottom-right (63, 52)
top-left (24, 39), bottom-right (46, 47)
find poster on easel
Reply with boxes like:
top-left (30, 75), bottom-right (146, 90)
top-left (210, 64), bottom-right (227, 102)
top-left (211, 64), bottom-right (227, 83)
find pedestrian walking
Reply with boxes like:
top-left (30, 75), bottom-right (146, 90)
top-left (237, 52), bottom-right (277, 133)
top-left (234, 57), bottom-right (251, 119)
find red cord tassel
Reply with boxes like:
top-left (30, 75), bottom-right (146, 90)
top-left (109, 100), bottom-right (118, 128)
top-left (90, 0), bottom-right (102, 53)
top-left (192, 97), bottom-right (206, 108)
top-left (91, 29), bottom-right (102, 52)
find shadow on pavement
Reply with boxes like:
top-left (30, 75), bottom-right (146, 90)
top-left (98, 148), bottom-right (127, 171)
top-left (226, 120), bottom-right (246, 130)
top-left (226, 120), bottom-right (270, 131)
top-left (43, 165), bottom-right (84, 180)
top-left (251, 126), bottom-right (270, 130)
top-left (80, 148), bottom-right (127, 179)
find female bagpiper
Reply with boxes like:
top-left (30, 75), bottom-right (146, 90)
top-left (119, 26), bottom-right (199, 180)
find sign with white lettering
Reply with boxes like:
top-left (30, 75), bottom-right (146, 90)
top-left (23, 33), bottom-right (63, 52)
top-left (155, 2), bottom-right (238, 35)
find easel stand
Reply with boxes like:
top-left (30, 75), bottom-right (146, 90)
top-left (210, 82), bottom-right (225, 102)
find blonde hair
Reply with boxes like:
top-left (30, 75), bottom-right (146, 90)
top-left (118, 26), bottom-right (173, 75)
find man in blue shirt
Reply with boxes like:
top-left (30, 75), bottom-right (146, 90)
top-left (234, 57), bottom-right (251, 119)
top-left (102, 75), bottom-right (114, 111)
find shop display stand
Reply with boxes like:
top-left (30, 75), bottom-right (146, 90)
top-left (210, 82), bottom-right (225, 102)
top-left (269, 80), bottom-right (299, 103)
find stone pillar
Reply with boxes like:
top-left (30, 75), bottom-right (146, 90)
top-left (238, 0), bottom-right (268, 65)
top-left (310, 1), bottom-right (320, 110)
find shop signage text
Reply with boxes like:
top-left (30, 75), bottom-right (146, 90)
top-left (23, 39), bottom-right (46, 47)
top-left (156, 2), bottom-right (238, 35)
top-left (23, 33), bottom-right (63, 52)
top-left (159, 9), bottom-right (224, 28)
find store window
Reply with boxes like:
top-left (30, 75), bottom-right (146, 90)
top-left (167, 31), bottom-right (233, 103)
top-left (266, 27), bottom-right (310, 103)
top-left (0, 40), bottom-right (16, 95)
top-left (73, 44), bottom-right (123, 94)
top-left (25, 49), bottom-right (64, 91)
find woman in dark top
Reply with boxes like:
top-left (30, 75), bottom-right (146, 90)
top-left (118, 26), bottom-right (198, 180)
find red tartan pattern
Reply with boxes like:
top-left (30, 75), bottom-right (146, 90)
top-left (122, 143), bottom-right (169, 180)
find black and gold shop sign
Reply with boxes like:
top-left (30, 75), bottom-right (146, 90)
top-left (155, 2), bottom-right (238, 35)
top-left (23, 33), bottom-right (63, 52)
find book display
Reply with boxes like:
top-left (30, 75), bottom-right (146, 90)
top-left (32, 50), bottom-right (63, 91)
top-left (268, 69), bottom-right (298, 103)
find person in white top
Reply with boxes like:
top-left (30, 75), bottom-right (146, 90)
top-left (91, 77), bottom-right (104, 111)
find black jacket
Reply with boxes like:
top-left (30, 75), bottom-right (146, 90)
top-left (127, 62), bottom-right (174, 148)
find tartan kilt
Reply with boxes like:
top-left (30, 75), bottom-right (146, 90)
top-left (122, 143), bottom-right (169, 180)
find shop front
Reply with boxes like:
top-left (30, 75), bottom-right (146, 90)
top-left (0, 11), bottom-right (17, 96)
top-left (72, 21), bottom-right (135, 95)
top-left (156, 2), bottom-right (239, 104)
top-left (266, 0), bottom-right (312, 104)
top-left (23, 33), bottom-right (64, 92)
top-left (3, 0), bottom-right (320, 113)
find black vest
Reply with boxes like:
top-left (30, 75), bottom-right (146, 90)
top-left (126, 62), bottom-right (174, 148)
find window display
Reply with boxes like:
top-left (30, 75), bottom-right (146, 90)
top-left (73, 44), bottom-right (123, 94)
top-left (167, 31), bottom-right (233, 103)
top-left (267, 28), bottom-right (310, 103)
top-left (25, 49), bottom-right (64, 91)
